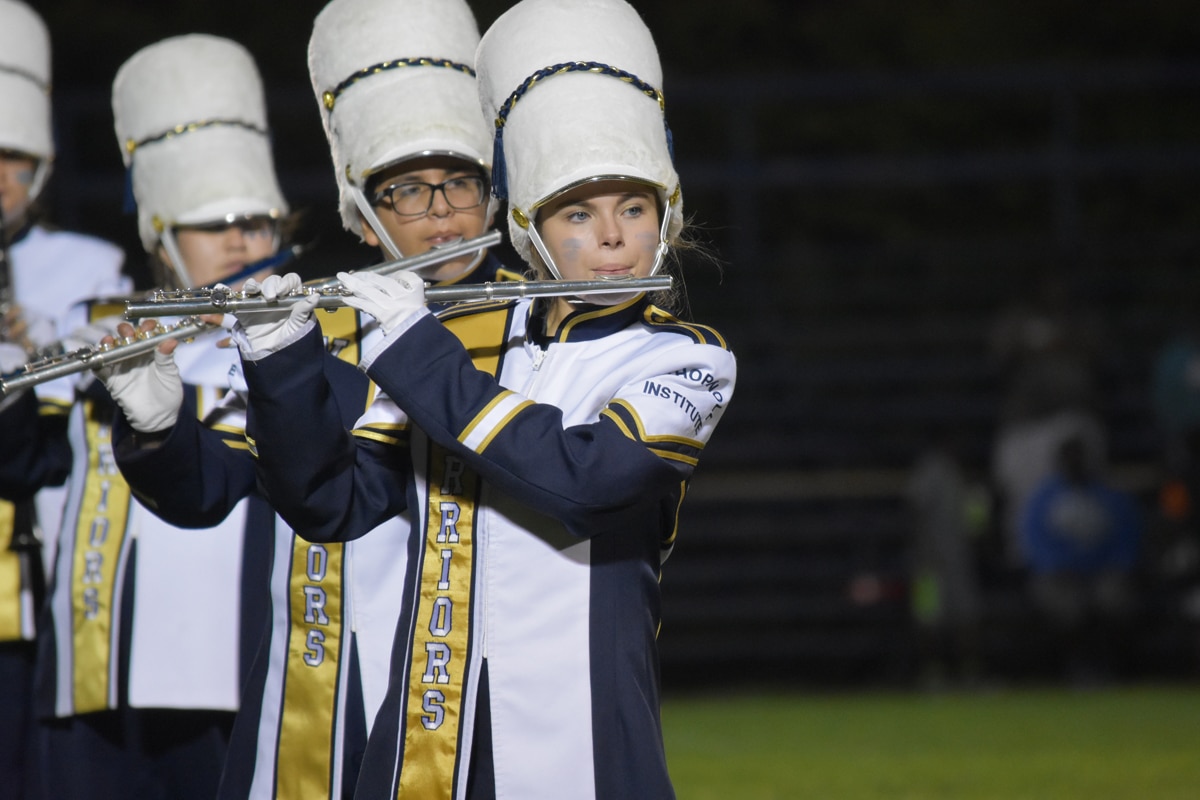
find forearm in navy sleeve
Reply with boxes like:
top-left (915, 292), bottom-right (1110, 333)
top-left (0, 390), bottom-right (72, 498)
top-left (113, 396), bottom-right (257, 528)
top-left (242, 324), bottom-right (408, 542)
top-left (367, 314), bottom-right (686, 534)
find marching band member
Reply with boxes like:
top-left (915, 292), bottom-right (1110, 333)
top-left (0, 2), bottom-right (126, 797)
top-left (105, 1), bottom-right (516, 796)
top-left (30, 34), bottom-right (293, 800)
top-left (233, 0), bottom-right (736, 797)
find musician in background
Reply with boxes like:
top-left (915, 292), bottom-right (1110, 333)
top-left (232, 1), bottom-right (735, 796)
top-left (100, 1), bottom-right (516, 796)
top-left (0, 2), bottom-right (126, 798)
top-left (12, 35), bottom-right (295, 800)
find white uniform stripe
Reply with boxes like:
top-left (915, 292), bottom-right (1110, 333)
top-left (458, 392), bottom-right (530, 453)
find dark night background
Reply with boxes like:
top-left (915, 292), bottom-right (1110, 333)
top-left (28, 0), bottom-right (1200, 689)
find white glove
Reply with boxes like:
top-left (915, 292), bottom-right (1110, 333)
top-left (62, 316), bottom-right (126, 391)
top-left (2, 306), bottom-right (56, 352)
top-left (60, 316), bottom-right (124, 354)
top-left (336, 270), bottom-right (425, 335)
top-left (17, 307), bottom-right (57, 351)
top-left (97, 341), bottom-right (183, 433)
top-left (231, 273), bottom-right (318, 354)
top-left (0, 342), bottom-right (26, 374)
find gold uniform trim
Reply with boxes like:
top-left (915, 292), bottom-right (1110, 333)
top-left (398, 444), bottom-right (478, 799)
top-left (0, 502), bottom-right (24, 641)
top-left (70, 407), bottom-right (134, 713)
top-left (270, 303), bottom-right (369, 798)
top-left (397, 302), bottom-right (510, 797)
top-left (602, 398), bottom-right (705, 466)
top-left (275, 540), bottom-right (345, 799)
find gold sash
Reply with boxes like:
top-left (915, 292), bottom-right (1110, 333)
top-left (271, 306), bottom-right (365, 799)
top-left (69, 404), bottom-right (134, 713)
top-left (276, 539), bottom-right (345, 798)
top-left (0, 503), bottom-right (25, 641)
top-left (397, 305), bottom-right (510, 798)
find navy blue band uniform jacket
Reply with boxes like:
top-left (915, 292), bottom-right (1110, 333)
top-left (241, 288), bottom-right (736, 800)
top-left (31, 298), bottom-right (273, 725)
top-left (111, 253), bottom-right (519, 800)
top-left (0, 223), bottom-right (126, 643)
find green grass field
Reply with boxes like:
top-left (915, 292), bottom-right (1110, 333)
top-left (662, 685), bottom-right (1200, 799)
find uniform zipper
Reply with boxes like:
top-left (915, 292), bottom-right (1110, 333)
top-left (531, 344), bottom-right (548, 371)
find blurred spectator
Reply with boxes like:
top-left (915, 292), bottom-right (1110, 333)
top-left (989, 273), bottom-right (1104, 422)
top-left (992, 410), bottom-right (1107, 564)
top-left (989, 272), bottom-right (1107, 565)
top-left (1148, 427), bottom-right (1200, 673)
top-left (906, 430), bottom-right (989, 689)
top-left (1020, 435), bottom-right (1142, 684)
top-left (1151, 320), bottom-right (1200, 472)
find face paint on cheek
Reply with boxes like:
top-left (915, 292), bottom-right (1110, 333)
top-left (635, 231), bottom-right (659, 257)
top-left (557, 236), bottom-right (585, 265)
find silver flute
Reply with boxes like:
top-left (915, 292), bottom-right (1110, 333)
top-left (126, 273), bottom-right (673, 318)
top-left (126, 231), bottom-right (502, 318)
top-left (2, 274), bottom-right (673, 396)
top-left (0, 318), bottom-right (216, 397)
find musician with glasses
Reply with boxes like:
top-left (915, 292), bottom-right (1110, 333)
top-left (99, 2), bottom-right (517, 797)
top-left (0, 3), bottom-right (128, 798)
top-left (232, 1), bottom-right (735, 797)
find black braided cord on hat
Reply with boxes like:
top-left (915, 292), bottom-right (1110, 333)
top-left (491, 60), bottom-right (670, 200)
top-left (321, 57), bottom-right (476, 112)
top-left (125, 118), bottom-right (267, 155)
top-left (0, 63), bottom-right (48, 92)
top-left (121, 118), bottom-right (270, 214)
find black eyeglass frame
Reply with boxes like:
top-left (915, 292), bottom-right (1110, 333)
top-left (373, 174), bottom-right (489, 217)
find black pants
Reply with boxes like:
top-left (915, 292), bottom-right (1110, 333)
top-left (38, 707), bottom-right (235, 800)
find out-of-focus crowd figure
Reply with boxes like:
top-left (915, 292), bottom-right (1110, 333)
top-left (907, 271), bottom-right (1200, 689)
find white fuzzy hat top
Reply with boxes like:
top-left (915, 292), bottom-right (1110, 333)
top-left (308, 0), bottom-right (489, 238)
top-left (112, 34), bottom-right (288, 253)
top-left (0, 0), bottom-right (52, 161)
top-left (476, 0), bottom-right (681, 264)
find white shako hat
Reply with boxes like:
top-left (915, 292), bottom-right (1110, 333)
top-left (112, 34), bottom-right (287, 257)
top-left (308, 0), bottom-right (489, 244)
top-left (476, 0), bottom-right (681, 268)
top-left (0, 0), bottom-right (53, 202)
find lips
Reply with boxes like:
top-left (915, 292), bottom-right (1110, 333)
top-left (593, 266), bottom-right (634, 278)
top-left (427, 233), bottom-right (464, 247)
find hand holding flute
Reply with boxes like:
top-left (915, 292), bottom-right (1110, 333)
top-left (232, 272), bottom-right (322, 355)
top-left (97, 319), bottom-right (185, 434)
top-left (0, 316), bottom-right (209, 401)
top-left (226, 269), bottom-right (421, 357)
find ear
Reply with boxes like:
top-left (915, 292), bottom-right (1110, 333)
top-left (358, 211), bottom-right (381, 248)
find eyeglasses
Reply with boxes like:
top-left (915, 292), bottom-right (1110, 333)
top-left (0, 148), bottom-right (38, 162)
top-left (374, 175), bottom-right (488, 217)
top-left (175, 215), bottom-right (279, 239)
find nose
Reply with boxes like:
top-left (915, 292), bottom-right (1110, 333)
top-left (428, 184), bottom-right (454, 217)
top-left (223, 225), bottom-right (250, 250)
top-left (597, 212), bottom-right (624, 248)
